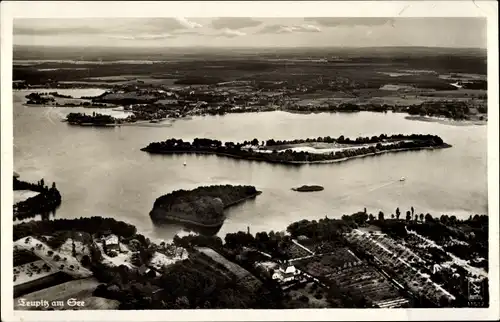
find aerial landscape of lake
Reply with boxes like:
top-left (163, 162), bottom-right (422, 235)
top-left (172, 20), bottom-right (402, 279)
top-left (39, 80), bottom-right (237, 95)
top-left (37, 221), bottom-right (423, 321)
top-left (13, 88), bottom-right (487, 240)
top-left (7, 11), bottom-right (496, 314)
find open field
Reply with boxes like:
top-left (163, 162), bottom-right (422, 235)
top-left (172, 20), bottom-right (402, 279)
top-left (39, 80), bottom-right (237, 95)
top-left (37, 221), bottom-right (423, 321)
top-left (14, 46), bottom-right (486, 89)
top-left (14, 237), bottom-right (93, 279)
top-left (195, 247), bottom-right (255, 280)
top-left (14, 260), bottom-right (56, 286)
top-left (330, 265), bottom-right (409, 308)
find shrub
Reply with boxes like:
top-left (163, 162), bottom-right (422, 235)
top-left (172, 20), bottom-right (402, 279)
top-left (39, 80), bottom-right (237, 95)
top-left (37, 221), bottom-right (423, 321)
top-left (108, 250), bottom-right (118, 258)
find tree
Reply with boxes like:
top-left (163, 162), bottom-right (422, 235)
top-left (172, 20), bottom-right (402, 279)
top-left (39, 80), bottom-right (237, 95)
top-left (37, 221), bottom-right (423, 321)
top-left (419, 213), bottom-right (424, 222)
top-left (411, 206), bottom-right (415, 216)
top-left (425, 213), bottom-right (433, 223)
top-left (438, 295), bottom-right (450, 307)
top-left (415, 214), bottom-right (419, 221)
top-left (391, 214), bottom-right (395, 219)
top-left (396, 207), bottom-right (400, 218)
top-left (406, 211), bottom-right (411, 221)
top-left (175, 296), bottom-right (190, 309)
top-left (378, 211), bottom-right (385, 221)
top-left (368, 214), bottom-right (375, 221)
top-left (81, 255), bottom-right (91, 266)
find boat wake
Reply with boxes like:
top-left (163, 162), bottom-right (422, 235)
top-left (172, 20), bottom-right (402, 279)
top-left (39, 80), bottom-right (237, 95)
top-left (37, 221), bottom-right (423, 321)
top-left (334, 178), bottom-right (404, 201)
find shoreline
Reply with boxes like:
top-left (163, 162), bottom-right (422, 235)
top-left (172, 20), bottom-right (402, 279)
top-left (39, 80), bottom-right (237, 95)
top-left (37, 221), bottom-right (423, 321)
top-left (405, 115), bottom-right (487, 126)
top-left (151, 191), bottom-right (262, 228)
top-left (142, 144), bottom-right (452, 165)
top-left (21, 100), bottom-right (485, 127)
top-left (23, 103), bottom-right (115, 109)
top-left (65, 118), bottom-right (171, 127)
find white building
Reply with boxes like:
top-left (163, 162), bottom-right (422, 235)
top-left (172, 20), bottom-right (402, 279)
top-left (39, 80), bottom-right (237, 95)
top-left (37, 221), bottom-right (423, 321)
top-left (272, 264), bottom-right (301, 283)
top-left (104, 235), bottom-right (119, 250)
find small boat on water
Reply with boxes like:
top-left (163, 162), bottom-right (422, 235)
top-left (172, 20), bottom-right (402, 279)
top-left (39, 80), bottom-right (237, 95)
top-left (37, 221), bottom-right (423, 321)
top-left (400, 177), bottom-right (406, 182)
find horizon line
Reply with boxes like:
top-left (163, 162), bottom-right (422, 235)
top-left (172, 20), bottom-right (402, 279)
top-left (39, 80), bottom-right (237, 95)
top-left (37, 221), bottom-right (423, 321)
top-left (13, 44), bottom-right (487, 50)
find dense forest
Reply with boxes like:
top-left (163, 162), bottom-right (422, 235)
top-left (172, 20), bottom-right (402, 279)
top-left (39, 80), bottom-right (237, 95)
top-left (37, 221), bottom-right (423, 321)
top-left (142, 134), bottom-right (449, 164)
top-left (66, 112), bottom-right (116, 125)
top-left (13, 216), bottom-right (138, 241)
top-left (150, 185), bottom-right (260, 226)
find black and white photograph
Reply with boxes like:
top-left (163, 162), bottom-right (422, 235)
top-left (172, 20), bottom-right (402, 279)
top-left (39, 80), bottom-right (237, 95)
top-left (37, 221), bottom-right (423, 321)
top-left (1, 1), bottom-right (498, 321)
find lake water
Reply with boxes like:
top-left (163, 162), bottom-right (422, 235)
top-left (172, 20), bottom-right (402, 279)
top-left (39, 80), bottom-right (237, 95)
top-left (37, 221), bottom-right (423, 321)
top-left (13, 89), bottom-right (488, 241)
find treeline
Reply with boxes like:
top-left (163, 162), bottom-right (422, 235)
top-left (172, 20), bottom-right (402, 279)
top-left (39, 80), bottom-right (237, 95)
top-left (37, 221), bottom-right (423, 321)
top-left (462, 80), bottom-right (487, 90)
top-left (286, 102), bottom-right (389, 113)
top-left (13, 177), bottom-right (61, 221)
top-left (287, 216), bottom-right (356, 240)
top-left (153, 185), bottom-right (259, 209)
top-left (13, 216), bottom-right (137, 241)
top-left (174, 76), bottom-right (225, 85)
top-left (285, 100), bottom-right (484, 120)
top-left (407, 101), bottom-right (472, 120)
top-left (66, 112), bottom-right (116, 125)
top-left (142, 135), bottom-right (448, 164)
top-left (264, 133), bottom-right (444, 146)
top-left (14, 177), bottom-right (49, 193)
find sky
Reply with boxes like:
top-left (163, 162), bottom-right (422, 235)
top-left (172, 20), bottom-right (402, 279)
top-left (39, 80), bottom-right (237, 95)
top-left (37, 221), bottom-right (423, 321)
top-left (13, 17), bottom-right (487, 48)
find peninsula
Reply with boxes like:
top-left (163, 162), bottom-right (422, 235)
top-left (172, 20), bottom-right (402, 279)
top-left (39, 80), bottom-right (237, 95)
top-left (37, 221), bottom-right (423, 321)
top-left (149, 185), bottom-right (262, 228)
top-left (141, 134), bottom-right (451, 165)
top-left (13, 175), bottom-right (62, 221)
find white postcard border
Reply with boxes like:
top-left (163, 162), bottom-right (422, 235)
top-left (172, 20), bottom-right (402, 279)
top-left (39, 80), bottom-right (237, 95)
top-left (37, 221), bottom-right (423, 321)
top-left (1, 1), bottom-right (498, 321)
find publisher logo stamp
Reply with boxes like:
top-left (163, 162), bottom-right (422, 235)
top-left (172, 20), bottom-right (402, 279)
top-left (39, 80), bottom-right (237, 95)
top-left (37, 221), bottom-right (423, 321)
top-left (467, 280), bottom-right (485, 307)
